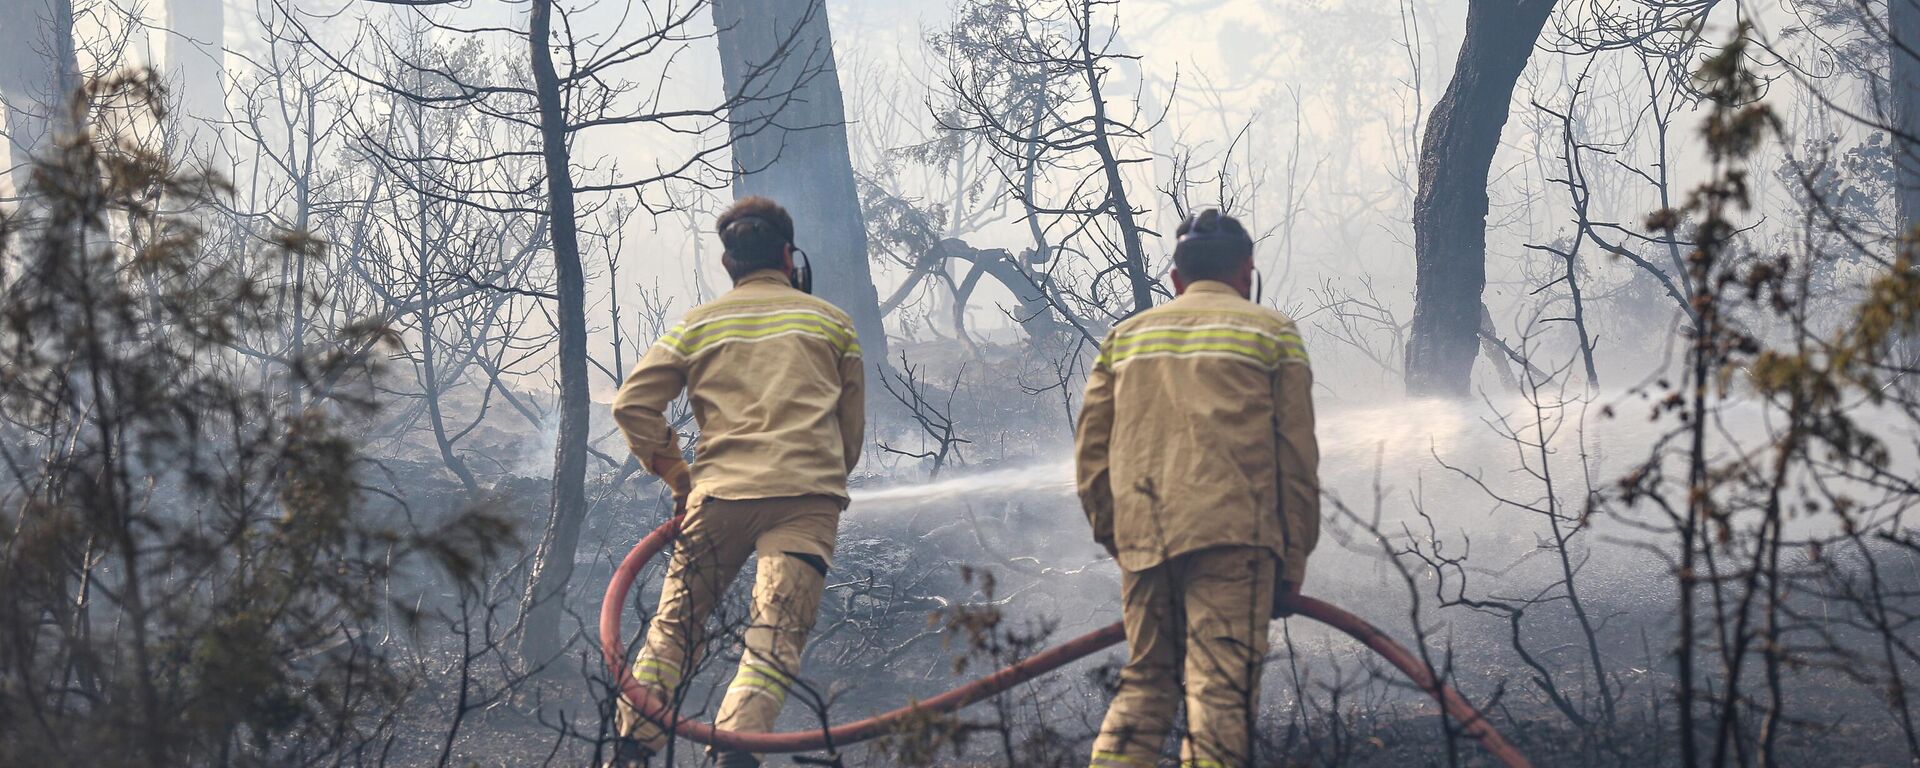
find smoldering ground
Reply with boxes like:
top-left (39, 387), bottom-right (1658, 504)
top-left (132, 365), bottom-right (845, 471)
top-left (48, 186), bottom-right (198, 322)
top-left (862, 395), bottom-right (1910, 764)
top-left (453, 390), bottom-right (1906, 767)
top-left (7, 0), bottom-right (1920, 764)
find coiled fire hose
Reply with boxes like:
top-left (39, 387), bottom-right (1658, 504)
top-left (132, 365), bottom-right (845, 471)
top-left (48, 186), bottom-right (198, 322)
top-left (601, 516), bottom-right (1532, 767)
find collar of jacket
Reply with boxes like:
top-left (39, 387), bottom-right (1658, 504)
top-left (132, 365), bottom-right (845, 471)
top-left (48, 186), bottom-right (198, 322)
top-left (732, 269), bottom-right (791, 289)
top-left (1180, 279), bottom-right (1245, 299)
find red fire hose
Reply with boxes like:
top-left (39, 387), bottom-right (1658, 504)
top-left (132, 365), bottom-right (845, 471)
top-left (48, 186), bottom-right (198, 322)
top-left (601, 516), bottom-right (1531, 767)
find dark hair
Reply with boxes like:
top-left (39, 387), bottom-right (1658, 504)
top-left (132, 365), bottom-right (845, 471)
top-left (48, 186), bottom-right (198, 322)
top-left (716, 196), bottom-right (795, 278)
top-left (1172, 208), bottom-right (1253, 281)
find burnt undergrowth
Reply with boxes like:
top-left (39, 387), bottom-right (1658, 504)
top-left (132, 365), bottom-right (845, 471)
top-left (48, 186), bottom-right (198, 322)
top-left (5, 27), bottom-right (1920, 767)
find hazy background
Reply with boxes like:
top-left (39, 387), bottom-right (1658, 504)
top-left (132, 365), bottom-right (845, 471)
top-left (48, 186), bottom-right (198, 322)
top-left (4, 0), bottom-right (1918, 765)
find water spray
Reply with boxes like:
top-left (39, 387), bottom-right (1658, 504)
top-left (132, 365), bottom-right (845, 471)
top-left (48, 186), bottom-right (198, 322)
top-left (601, 516), bottom-right (1533, 767)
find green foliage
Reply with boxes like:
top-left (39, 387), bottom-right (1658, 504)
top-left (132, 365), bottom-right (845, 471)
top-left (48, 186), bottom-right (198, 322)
top-left (0, 71), bottom-right (509, 767)
top-left (1620, 24), bottom-right (1920, 765)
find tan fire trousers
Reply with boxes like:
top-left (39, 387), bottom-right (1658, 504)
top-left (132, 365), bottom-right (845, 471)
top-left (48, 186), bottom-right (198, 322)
top-left (1091, 546), bottom-right (1276, 768)
top-left (616, 495), bottom-right (840, 757)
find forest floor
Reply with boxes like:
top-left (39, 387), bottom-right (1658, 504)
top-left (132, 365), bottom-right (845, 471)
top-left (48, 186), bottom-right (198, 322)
top-left (354, 340), bottom-right (1920, 767)
top-left (359, 462), bottom-right (1919, 767)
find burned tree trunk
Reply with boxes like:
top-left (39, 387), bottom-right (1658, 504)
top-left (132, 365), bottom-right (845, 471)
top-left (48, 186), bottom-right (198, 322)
top-left (516, 0), bottom-right (593, 664)
top-left (1893, 0), bottom-right (1920, 380)
top-left (713, 0), bottom-right (888, 369)
top-left (1895, 0), bottom-right (1920, 232)
top-left (1404, 0), bottom-right (1556, 397)
top-left (0, 0), bottom-right (77, 189)
top-left (938, 238), bottom-right (1067, 346)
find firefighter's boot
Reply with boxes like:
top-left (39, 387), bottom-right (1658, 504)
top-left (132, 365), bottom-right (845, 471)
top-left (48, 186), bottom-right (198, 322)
top-left (604, 734), bottom-right (654, 768)
top-left (714, 751), bottom-right (761, 768)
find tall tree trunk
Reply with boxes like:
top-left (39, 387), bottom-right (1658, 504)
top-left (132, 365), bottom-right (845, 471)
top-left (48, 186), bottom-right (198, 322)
top-left (165, 0), bottom-right (224, 153)
top-left (517, 0), bottom-right (592, 664)
top-left (1894, 0), bottom-right (1920, 231)
top-left (0, 0), bottom-right (78, 190)
top-left (1404, 0), bottom-right (1556, 397)
top-left (1893, 0), bottom-right (1920, 379)
top-left (712, 0), bottom-right (888, 371)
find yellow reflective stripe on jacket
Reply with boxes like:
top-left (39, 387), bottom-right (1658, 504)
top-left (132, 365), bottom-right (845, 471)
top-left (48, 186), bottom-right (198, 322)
top-left (685, 320), bottom-right (849, 353)
top-left (1111, 323), bottom-right (1280, 348)
top-left (1089, 750), bottom-right (1147, 767)
top-left (658, 309), bottom-right (855, 357)
top-left (1274, 332), bottom-right (1308, 363)
top-left (1101, 324), bottom-right (1307, 369)
top-left (680, 308), bottom-right (853, 345)
top-left (1180, 760), bottom-right (1231, 768)
top-left (1109, 340), bottom-right (1275, 368)
top-left (661, 313), bottom-right (849, 350)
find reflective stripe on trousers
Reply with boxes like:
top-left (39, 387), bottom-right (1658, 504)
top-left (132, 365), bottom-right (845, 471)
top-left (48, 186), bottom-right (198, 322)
top-left (614, 497), bottom-right (836, 756)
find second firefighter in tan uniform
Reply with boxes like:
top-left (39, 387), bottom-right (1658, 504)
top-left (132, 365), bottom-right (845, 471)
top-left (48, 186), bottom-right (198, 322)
top-left (609, 196), bottom-right (863, 768)
top-left (1077, 209), bottom-right (1320, 768)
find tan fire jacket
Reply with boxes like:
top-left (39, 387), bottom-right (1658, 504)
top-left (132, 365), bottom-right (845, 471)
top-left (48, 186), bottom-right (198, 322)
top-left (612, 270), bottom-right (865, 505)
top-left (1075, 280), bottom-right (1320, 583)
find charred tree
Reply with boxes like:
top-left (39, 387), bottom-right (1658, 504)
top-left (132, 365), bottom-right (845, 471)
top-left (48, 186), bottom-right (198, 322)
top-left (516, 0), bottom-right (593, 664)
top-left (1073, 1), bottom-right (1154, 314)
top-left (1893, 0), bottom-right (1920, 380)
top-left (1895, 0), bottom-right (1920, 232)
top-left (1404, 0), bottom-right (1556, 397)
top-left (305, 0), bottom-right (814, 665)
top-left (863, 181), bottom-right (1075, 347)
top-left (713, 0), bottom-right (889, 369)
top-left (933, 0), bottom-right (1163, 332)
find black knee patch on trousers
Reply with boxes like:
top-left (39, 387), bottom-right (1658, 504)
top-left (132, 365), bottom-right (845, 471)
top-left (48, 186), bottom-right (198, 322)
top-left (784, 551), bottom-right (828, 577)
top-left (714, 751), bottom-right (760, 768)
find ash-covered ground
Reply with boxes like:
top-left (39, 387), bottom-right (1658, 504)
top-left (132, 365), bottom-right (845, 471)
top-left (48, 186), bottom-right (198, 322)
top-left (363, 365), bottom-right (1920, 767)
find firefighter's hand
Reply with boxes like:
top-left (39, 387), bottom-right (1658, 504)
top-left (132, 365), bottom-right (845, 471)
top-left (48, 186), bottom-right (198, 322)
top-left (1272, 579), bottom-right (1302, 618)
top-left (649, 455), bottom-right (692, 509)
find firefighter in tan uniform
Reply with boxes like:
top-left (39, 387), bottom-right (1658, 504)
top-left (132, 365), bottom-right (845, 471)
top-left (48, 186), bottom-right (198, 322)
top-left (1077, 209), bottom-right (1320, 768)
top-left (608, 196), bottom-right (864, 768)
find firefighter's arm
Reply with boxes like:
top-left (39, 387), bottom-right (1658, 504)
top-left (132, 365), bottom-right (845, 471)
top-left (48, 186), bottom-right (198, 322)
top-left (837, 331), bottom-right (866, 474)
top-left (1273, 352), bottom-right (1320, 587)
top-left (1075, 353), bottom-right (1118, 557)
top-left (612, 333), bottom-right (692, 502)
